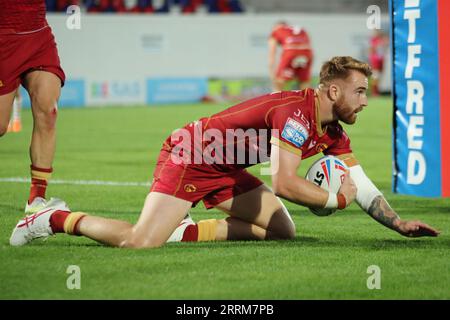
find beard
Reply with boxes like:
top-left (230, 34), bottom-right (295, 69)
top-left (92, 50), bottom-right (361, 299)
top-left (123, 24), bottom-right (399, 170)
top-left (334, 97), bottom-right (357, 124)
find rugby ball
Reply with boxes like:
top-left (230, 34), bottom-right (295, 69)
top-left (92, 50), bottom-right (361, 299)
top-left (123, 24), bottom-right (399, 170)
top-left (305, 156), bottom-right (348, 216)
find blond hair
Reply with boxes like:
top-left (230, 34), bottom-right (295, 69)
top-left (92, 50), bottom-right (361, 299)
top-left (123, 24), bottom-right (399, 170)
top-left (319, 56), bottom-right (372, 85)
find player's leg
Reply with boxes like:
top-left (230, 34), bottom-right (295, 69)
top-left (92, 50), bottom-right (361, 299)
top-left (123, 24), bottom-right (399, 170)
top-left (174, 184), bottom-right (296, 242)
top-left (370, 69), bottom-right (380, 96)
top-left (369, 57), bottom-right (383, 96)
top-left (0, 90), bottom-right (17, 137)
top-left (273, 77), bottom-right (286, 92)
top-left (295, 52), bottom-right (313, 90)
top-left (10, 192), bottom-right (192, 248)
top-left (213, 184), bottom-right (296, 240)
top-left (273, 53), bottom-right (291, 92)
top-left (296, 66), bottom-right (312, 90)
top-left (22, 70), bottom-right (61, 210)
top-left (77, 192), bottom-right (192, 248)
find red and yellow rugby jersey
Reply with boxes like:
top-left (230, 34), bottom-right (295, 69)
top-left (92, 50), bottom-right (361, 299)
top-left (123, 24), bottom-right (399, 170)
top-left (168, 88), bottom-right (352, 171)
top-left (0, 0), bottom-right (47, 34)
top-left (270, 25), bottom-right (312, 51)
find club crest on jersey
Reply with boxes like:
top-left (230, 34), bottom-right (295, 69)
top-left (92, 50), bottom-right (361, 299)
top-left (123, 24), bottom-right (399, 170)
top-left (184, 184), bottom-right (197, 193)
top-left (316, 143), bottom-right (328, 153)
top-left (281, 117), bottom-right (309, 147)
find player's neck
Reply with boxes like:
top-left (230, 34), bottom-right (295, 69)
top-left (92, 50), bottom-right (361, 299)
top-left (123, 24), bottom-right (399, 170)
top-left (315, 88), bottom-right (336, 125)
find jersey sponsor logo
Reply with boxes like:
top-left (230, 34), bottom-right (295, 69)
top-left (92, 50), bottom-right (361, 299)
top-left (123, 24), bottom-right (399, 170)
top-left (291, 55), bottom-right (309, 68)
top-left (301, 115), bottom-right (310, 129)
top-left (281, 117), bottom-right (309, 148)
top-left (293, 109), bottom-right (311, 129)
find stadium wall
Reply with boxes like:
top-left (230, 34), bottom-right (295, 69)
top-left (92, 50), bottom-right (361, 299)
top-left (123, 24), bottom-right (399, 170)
top-left (36, 13), bottom-right (389, 106)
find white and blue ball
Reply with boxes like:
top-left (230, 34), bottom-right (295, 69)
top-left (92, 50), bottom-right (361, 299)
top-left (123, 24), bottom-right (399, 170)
top-left (305, 156), bottom-right (348, 216)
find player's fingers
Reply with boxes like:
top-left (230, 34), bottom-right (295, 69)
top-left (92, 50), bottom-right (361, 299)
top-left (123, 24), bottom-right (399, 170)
top-left (415, 221), bottom-right (440, 233)
top-left (410, 223), bottom-right (440, 237)
top-left (341, 173), bottom-right (350, 183)
top-left (417, 227), bottom-right (439, 237)
top-left (343, 172), bottom-right (355, 184)
top-left (421, 224), bottom-right (440, 235)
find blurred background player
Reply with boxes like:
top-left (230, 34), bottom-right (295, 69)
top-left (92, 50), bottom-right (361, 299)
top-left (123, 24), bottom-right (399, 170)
top-left (268, 21), bottom-right (314, 92)
top-left (368, 29), bottom-right (389, 96)
top-left (7, 88), bottom-right (22, 133)
top-left (0, 0), bottom-right (66, 213)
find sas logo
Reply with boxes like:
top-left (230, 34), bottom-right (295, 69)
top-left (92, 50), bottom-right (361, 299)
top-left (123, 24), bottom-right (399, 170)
top-left (184, 184), bottom-right (197, 193)
top-left (281, 117), bottom-right (309, 148)
top-left (91, 81), bottom-right (141, 99)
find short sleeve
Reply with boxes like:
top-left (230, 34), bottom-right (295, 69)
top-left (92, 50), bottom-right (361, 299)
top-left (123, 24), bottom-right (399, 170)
top-left (268, 107), bottom-right (309, 157)
top-left (270, 27), bottom-right (282, 42)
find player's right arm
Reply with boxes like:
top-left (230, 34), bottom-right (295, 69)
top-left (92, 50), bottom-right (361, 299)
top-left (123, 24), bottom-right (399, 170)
top-left (270, 145), bottom-right (357, 209)
top-left (268, 37), bottom-right (278, 81)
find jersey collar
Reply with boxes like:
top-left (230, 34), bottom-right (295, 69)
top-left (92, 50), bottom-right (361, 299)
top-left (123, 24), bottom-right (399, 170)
top-left (314, 90), bottom-right (327, 137)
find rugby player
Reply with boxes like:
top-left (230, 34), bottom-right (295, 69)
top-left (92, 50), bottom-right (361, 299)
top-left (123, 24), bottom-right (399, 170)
top-left (268, 21), bottom-right (314, 91)
top-left (10, 56), bottom-right (440, 248)
top-left (0, 0), bottom-right (66, 213)
top-left (368, 29), bottom-right (389, 96)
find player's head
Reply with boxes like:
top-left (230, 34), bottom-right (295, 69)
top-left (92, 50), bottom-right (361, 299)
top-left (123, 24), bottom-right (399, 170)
top-left (319, 56), bottom-right (372, 124)
top-left (275, 20), bottom-right (288, 27)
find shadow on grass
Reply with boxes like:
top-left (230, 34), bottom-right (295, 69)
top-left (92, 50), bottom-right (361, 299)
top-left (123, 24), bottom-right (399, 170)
top-left (167, 236), bottom-right (449, 251)
top-left (34, 234), bottom-right (448, 250)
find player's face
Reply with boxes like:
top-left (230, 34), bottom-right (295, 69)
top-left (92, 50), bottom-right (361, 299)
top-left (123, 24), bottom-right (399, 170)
top-left (334, 71), bottom-right (369, 124)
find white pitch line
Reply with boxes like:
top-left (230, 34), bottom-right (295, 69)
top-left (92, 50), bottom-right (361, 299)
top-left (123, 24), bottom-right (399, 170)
top-left (0, 177), bottom-right (392, 194)
top-left (0, 177), bottom-right (151, 187)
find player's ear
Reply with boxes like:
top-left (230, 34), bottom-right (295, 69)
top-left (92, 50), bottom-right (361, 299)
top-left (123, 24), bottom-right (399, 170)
top-left (328, 84), bottom-right (340, 101)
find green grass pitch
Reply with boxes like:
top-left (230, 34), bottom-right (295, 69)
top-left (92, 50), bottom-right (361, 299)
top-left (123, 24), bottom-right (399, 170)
top-left (0, 97), bottom-right (449, 299)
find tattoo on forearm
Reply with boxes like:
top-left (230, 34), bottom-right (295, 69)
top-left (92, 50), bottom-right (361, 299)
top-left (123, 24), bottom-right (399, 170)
top-left (367, 196), bottom-right (400, 229)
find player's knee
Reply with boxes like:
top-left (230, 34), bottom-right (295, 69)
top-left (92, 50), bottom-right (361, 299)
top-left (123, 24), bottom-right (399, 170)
top-left (33, 105), bottom-right (58, 130)
top-left (273, 223), bottom-right (296, 240)
top-left (267, 208), bottom-right (296, 240)
top-left (30, 94), bottom-right (58, 129)
top-left (0, 120), bottom-right (8, 137)
top-left (120, 233), bottom-right (164, 249)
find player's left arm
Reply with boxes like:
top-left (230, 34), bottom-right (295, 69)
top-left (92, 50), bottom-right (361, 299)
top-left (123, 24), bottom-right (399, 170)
top-left (337, 153), bottom-right (440, 238)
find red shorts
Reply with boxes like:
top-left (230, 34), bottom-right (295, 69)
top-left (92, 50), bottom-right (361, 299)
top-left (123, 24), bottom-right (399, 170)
top-left (369, 55), bottom-right (384, 71)
top-left (150, 144), bottom-right (264, 209)
top-left (0, 26), bottom-right (65, 95)
top-left (277, 49), bottom-right (313, 82)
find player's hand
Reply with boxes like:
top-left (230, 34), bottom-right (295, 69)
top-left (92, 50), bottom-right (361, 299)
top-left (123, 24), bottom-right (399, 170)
top-left (338, 172), bottom-right (357, 207)
top-left (396, 220), bottom-right (440, 237)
